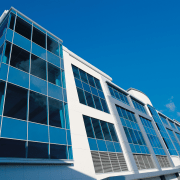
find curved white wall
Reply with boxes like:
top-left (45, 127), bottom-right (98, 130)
top-left (128, 88), bottom-right (153, 106)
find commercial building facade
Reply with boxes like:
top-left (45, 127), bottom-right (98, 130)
top-left (0, 7), bottom-right (180, 180)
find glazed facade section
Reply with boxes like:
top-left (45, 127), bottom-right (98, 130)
top-left (0, 9), bottom-right (72, 160)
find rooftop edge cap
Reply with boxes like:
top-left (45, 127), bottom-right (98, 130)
top-left (127, 87), bottom-right (153, 106)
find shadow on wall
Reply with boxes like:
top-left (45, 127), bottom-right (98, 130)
top-left (0, 164), bottom-right (96, 180)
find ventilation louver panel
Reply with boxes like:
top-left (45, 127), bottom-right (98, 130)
top-left (156, 155), bottom-right (171, 168)
top-left (133, 154), bottom-right (155, 170)
top-left (91, 151), bottom-right (128, 173)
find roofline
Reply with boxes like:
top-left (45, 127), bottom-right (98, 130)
top-left (9, 7), bottom-right (63, 43)
top-left (63, 46), bottom-right (112, 81)
top-left (127, 87), bottom-right (149, 98)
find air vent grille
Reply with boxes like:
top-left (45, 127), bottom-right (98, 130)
top-left (91, 151), bottom-right (128, 173)
top-left (133, 154), bottom-right (155, 170)
top-left (156, 155), bottom-right (171, 168)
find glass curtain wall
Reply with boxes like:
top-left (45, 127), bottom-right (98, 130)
top-left (0, 9), bottom-right (72, 160)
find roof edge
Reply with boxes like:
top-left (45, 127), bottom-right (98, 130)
top-left (127, 87), bottom-right (149, 98)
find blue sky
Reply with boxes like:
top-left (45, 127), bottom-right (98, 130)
top-left (1, 0), bottom-right (180, 121)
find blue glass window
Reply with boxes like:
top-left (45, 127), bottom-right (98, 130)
top-left (47, 51), bottom-right (60, 67)
top-left (47, 36), bottom-right (59, 56)
top-left (88, 138), bottom-right (98, 151)
top-left (29, 91), bottom-right (47, 125)
top-left (28, 141), bottom-right (48, 159)
top-left (0, 63), bottom-right (8, 81)
top-left (91, 118), bottom-right (103, 139)
top-left (79, 69), bottom-right (88, 83)
top-left (77, 88), bottom-right (86, 105)
top-left (49, 97), bottom-right (65, 128)
top-left (4, 83), bottom-right (27, 120)
top-left (0, 17), bottom-right (8, 38)
top-left (132, 99), bottom-right (147, 114)
top-left (97, 140), bottom-right (107, 151)
top-left (8, 13), bottom-right (15, 30)
top-left (49, 126), bottom-right (67, 145)
top-left (83, 115), bottom-right (95, 138)
top-left (6, 29), bottom-right (13, 42)
top-left (13, 32), bottom-right (31, 52)
top-left (32, 42), bottom-right (46, 60)
top-left (50, 144), bottom-right (67, 159)
top-left (8, 66), bottom-right (29, 88)
top-left (31, 54), bottom-right (46, 80)
top-left (87, 74), bottom-right (95, 87)
top-left (93, 95), bottom-right (103, 111)
top-left (30, 75), bottom-right (47, 95)
top-left (2, 41), bottom-right (11, 64)
top-left (28, 122), bottom-right (48, 143)
top-left (0, 81), bottom-right (5, 115)
top-left (106, 141), bottom-right (115, 152)
top-left (72, 65), bottom-right (80, 79)
top-left (48, 82), bottom-right (63, 101)
top-left (84, 91), bottom-right (95, 108)
top-left (1, 117), bottom-right (27, 140)
top-left (100, 121), bottom-right (111, 141)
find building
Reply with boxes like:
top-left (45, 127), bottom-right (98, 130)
top-left (0, 7), bottom-right (180, 180)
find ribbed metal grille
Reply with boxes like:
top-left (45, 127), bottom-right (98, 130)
top-left (91, 151), bottom-right (128, 173)
top-left (133, 154), bottom-right (155, 170)
top-left (156, 155), bottom-right (171, 168)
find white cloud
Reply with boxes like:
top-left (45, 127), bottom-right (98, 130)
top-left (165, 102), bottom-right (176, 112)
top-left (177, 112), bottom-right (180, 117)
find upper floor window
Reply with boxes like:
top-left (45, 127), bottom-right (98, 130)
top-left (132, 98), bottom-right (147, 114)
top-left (159, 114), bottom-right (168, 125)
top-left (72, 65), bottom-right (109, 113)
top-left (168, 120), bottom-right (176, 129)
top-left (108, 84), bottom-right (129, 105)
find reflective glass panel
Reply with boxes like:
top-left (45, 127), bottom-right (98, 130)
top-left (0, 81), bottom-right (5, 115)
top-left (72, 65), bottom-right (80, 79)
top-left (6, 29), bottom-right (13, 42)
top-left (84, 91), bottom-right (95, 108)
top-left (28, 141), bottom-right (48, 158)
top-left (106, 141), bottom-right (115, 152)
top-left (87, 74), bottom-right (95, 87)
top-left (83, 115), bottom-right (95, 138)
top-left (31, 54), bottom-right (46, 80)
top-left (79, 69), bottom-right (88, 83)
top-left (0, 17), bottom-right (8, 38)
top-left (13, 32), bottom-right (31, 52)
top-left (77, 88), bottom-right (86, 105)
top-left (2, 41), bottom-right (11, 64)
top-left (97, 139), bottom-right (107, 151)
top-left (1, 117), bottom-right (27, 140)
top-left (100, 98), bottom-right (109, 113)
top-left (29, 91), bottom-right (47, 125)
top-left (0, 138), bottom-right (25, 158)
top-left (91, 118), bottom-right (103, 139)
top-left (47, 51), bottom-right (60, 67)
top-left (49, 97), bottom-right (65, 128)
top-left (49, 126), bottom-right (67, 145)
top-left (10, 44), bottom-right (30, 72)
top-left (32, 42), bottom-right (46, 60)
top-left (32, 27), bottom-right (46, 48)
top-left (48, 83), bottom-right (63, 101)
top-left (8, 66), bottom-right (29, 88)
top-left (9, 13), bottom-right (15, 30)
top-left (0, 63), bottom-right (8, 81)
top-left (4, 83), bottom-right (27, 120)
top-left (30, 75), bottom-right (47, 95)
top-left (108, 123), bottom-right (118, 142)
top-left (88, 138), bottom-right (98, 151)
top-left (15, 17), bottom-right (32, 40)
top-left (28, 122), bottom-right (48, 142)
top-left (100, 121), bottom-right (111, 141)
top-left (50, 144), bottom-right (67, 159)
top-left (94, 78), bottom-right (102, 91)
top-left (47, 36), bottom-right (59, 56)
top-left (68, 146), bottom-right (73, 159)
top-left (67, 130), bottom-right (72, 145)
top-left (48, 63), bottom-right (62, 86)
top-left (93, 95), bottom-right (103, 111)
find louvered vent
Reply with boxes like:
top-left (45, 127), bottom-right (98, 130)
top-left (156, 155), bottom-right (171, 168)
top-left (133, 154), bottom-right (155, 170)
top-left (91, 151), bottom-right (128, 173)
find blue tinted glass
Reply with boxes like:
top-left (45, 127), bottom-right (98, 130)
top-left (0, 45), bottom-right (3, 62)
top-left (64, 103), bottom-right (70, 129)
top-left (68, 146), bottom-right (73, 159)
top-left (0, 34), bottom-right (6, 48)
top-left (63, 89), bottom-right (67, 103)
top-left (72, 65), bottom-right (80, 79)
top-left (6, 29), bottom-right (13, 42)
top-left (28, 141), bottom-right (48, 159)
top-left (8, 66), bottom-right (29, 88)
top-left (30, 75), bottom-right (47, 95)
top-left (93, 95), bottom-right (103, 111)
top-left (98, 90), bottom-right (105, 99)
top-left (47, 36), bottom-right (59, 56)
top-left (87, 74), bottom-right (95, 87)
top-left (13, 32), bottom-right (31, 52)
top-left (61, 58), bottom-right (64, 69)
top-left (48, 82), bottom-right (63, 101)
top-left (32, 42), bottom-right (46, 60)
top-left (114, 142), bottom-right (122, 152)
top-left (83, 115), bottom-right (95, 138)
top-left (79, 69), bottom-right (88, 83)
top-left (0, 63), bottom-right (8, 81)
top-left (29, 91), bottom-right (47, 125)
top-left (2, 41), bottom-right (11, 64)
top-left (62, 70), bottom-right (66, 89)
top-left (0, 18), bottom-right (8, 39)
top-left (82, 82), bottom-right (91, 93)
top-left (49, 97), bottom-right (65, 128)
top-left (91, 118), bottom-right (103, 139)
top-left (77, 88), bottom-right (86, 105)
top-left (134, 145), bottom-right (141, 153)
top-left (100, 98), bottom-right (109, 113)
top-left (67, 130), bottom-right (72, 145)
top-left (28, 122), bottom-right (48, 143)
top-left (140, 146), bottom-right (146, 154)
top-left (106, 141), bottom-right (115, 152)
top-left (97, 139), bottom-right (107, 151)
top-left (47, 51), bottom-right (60, 67)
top-left (60, 44), bottom-right (63, 58)
top-left (124, 127), bottom-right (132, 143)
top-left (48, 63), bottom-right (62, 87)
top-left (94, 78), bottom-right (102, 91)
top-left (100, 121), bottom-right (111, 141)
top-left (17, 13), bottom-right (32, 25)
top-left (91, 87), bottom-right (98, 96)
top-left (4, 83), bottom-right (27, 120)
top-left (108, 123), bottom-right (118, 142)
top-left (49, 126), bottom-right (67, 145)
top-left (50, 144), bottom-right (67, 159)
top-left (88, 138), bottom-right (98, 151)
top-left (130, 144), bottom-right (136, 153)
top-left (75, 78), bottom-right (83, 89)
top-left (8, 13), bottom-right (15, 30)
top-left (1, 117), bottom-right (27, 140)
top-left (84, 91), bottom-right (95, 108)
